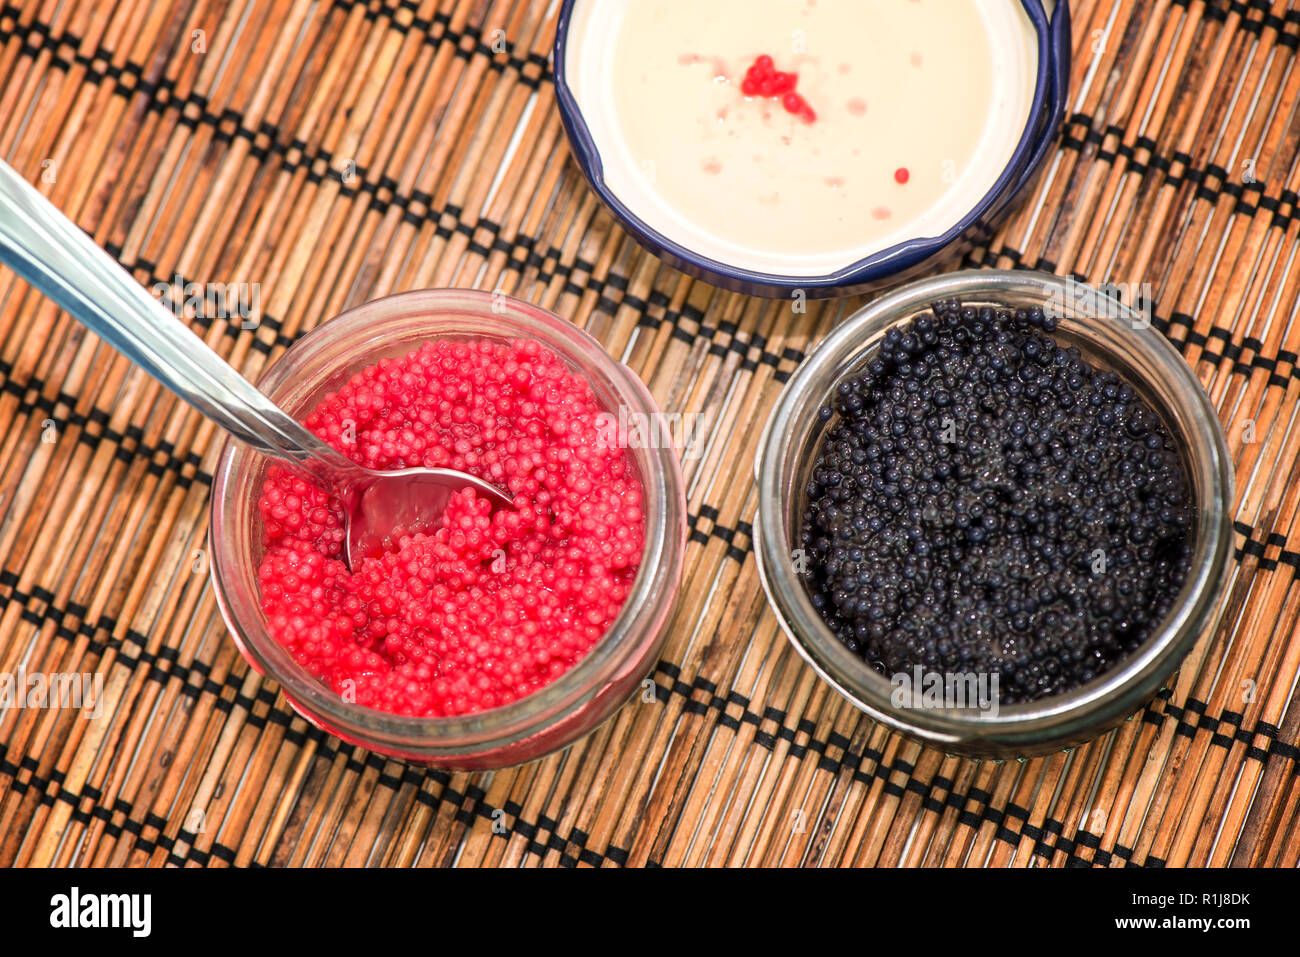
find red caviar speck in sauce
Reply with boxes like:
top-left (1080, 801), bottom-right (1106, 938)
top-left (742, 54), bottom-right (816, 123)
top-left (256, 338), bottom-right (645, 718)
top-left (894, 167), bottom-right (910, 184)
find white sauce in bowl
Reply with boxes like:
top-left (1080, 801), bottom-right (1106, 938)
top-left (564, 0), bottom-right (1038, 277)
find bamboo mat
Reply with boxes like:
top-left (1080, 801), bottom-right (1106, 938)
top-left (0, 0), bottom-right (1298, 869)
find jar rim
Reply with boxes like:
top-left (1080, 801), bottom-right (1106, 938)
top-left (754, 269), bottom-right (1235, 755)
top-left (210, 288), bottom-right (686, 759)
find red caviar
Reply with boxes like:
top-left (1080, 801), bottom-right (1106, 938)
top-left (742, 54), bottom-right (816, 123)
top-left (894, 167), bottom-right (910, 184)
top-left (256, 338), bottom-right (645, 718)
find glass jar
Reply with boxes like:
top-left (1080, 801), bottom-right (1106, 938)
top-left (210, 289), bottom-right (687, 768)
top-left (755, 270), bottom-right (1235, 758)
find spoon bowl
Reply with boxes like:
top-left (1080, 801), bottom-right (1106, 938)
top-left (345, 466), bottom-right (513, 566)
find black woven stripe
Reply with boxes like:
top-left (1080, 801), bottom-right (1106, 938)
top-left (19, 559), bottom-right (1293, 867)
top-left (104, 227), bottom-right (639, 363)
top-left (4, 648), bottom-right (1280, 871)
top-left (336, 0), bottom-right (553, 89)
top-left (0, 584), bottom-right (267, 712)
top-left (18, 5), bottom-right (1300, 400)
top-left (634, 302), bottom-right (805, 384)
top-left (0, 361), bottom-right (213, 488)
top-left (0, 585), bottom-right (690, 866)
top-left (0, 653), bottom-right (628, 866)
top-left (687, 509), bottom-right (754, 563)
top-left (0, 8), bottom-right (284, 165)
top-left (815, 696), bottom-right (1298, 866)
top-left (1055, 104), bottom-right (1300, 231)
top-left (29, 4), bottom-right (1300, 388)
top-left (959, 246), bottom-right (1300, 413)
top-left (0, 740), bottom-right (242, 866)
top-left (11, 1), bottom-right (1300, 385)
top-left (109, 241), bottom-right (664, 353)
top-left (1233, 520), bottom-right (1300, 572)
top-left (0, 8), bottom-right (547, 243)
top-left (0, 0), bottom-right (551, 132)
top-left (406, 673), bottom-right (1297, 867)
top-left (7, 490), bottom-right (1298, 774)
top-left (0, 6), bottom-right (562, 303)
top-left (1167, 0), bottom-right (1300, 38)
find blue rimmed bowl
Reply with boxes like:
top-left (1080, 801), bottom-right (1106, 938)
top-left (554, 0), bottom-right (1072, 299)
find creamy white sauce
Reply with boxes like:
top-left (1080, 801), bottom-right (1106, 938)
top-left (565, 0), bottom-right (1037, 276)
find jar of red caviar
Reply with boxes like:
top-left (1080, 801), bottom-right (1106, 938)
top-left (210, 290), bottom-right (687, 768)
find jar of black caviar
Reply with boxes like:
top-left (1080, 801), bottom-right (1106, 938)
top-left (755, 270), bottom-right (1234, 758)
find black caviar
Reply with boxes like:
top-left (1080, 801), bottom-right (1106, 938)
top-left (800, 300), bottom-right (1195, 705)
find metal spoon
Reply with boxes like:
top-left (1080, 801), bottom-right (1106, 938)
top-left (0, 160), bottom-right (511, 568)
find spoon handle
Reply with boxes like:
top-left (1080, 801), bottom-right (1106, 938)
top-left (0, 160), bottom-right (358, 490)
